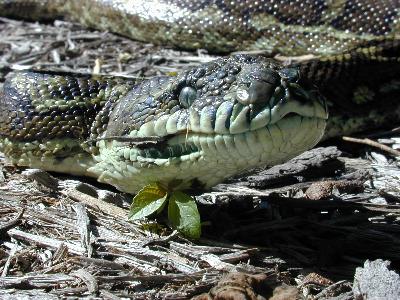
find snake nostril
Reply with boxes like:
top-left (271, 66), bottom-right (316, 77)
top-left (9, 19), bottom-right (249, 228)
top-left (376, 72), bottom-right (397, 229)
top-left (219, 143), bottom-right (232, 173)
top-left (247, 80), bottom-right (276, 104)
top-left (238, 67), bottom-right (282, 106)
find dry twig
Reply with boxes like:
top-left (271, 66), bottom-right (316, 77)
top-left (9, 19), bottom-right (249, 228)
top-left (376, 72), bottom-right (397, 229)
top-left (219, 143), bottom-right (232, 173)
top-left (343, 136), bottom-right (400, 156)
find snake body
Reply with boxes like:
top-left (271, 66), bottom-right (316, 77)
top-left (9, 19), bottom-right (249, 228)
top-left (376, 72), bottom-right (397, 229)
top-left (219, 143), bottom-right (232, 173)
top-left (0, 1), bottom-right (400, 193)
top-left (1, 0), bottom-right (399, 55)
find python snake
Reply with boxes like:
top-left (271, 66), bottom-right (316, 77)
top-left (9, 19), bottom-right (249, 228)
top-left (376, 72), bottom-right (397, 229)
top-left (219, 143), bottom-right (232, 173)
top-left (0, 0), bottom-right (399, 193)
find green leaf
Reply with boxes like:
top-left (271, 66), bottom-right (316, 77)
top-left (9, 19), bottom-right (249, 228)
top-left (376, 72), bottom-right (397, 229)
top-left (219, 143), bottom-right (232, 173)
top-left (168, 191), bottom-right (201, 239)
top-left (129, 183), bottom-right (168, 220)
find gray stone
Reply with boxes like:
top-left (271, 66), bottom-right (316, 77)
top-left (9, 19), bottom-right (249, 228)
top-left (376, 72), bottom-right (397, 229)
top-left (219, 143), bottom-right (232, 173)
top-left (353, 259), bottom-right (400, 300)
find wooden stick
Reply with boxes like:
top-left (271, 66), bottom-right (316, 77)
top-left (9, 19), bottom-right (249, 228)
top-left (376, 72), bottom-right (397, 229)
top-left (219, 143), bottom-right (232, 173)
top-left (62, 189), bottom-right (129, 220)
top-left (7, 229), bottom-right (85, 255)
top-left (343, 136), bottom-right (400, 157)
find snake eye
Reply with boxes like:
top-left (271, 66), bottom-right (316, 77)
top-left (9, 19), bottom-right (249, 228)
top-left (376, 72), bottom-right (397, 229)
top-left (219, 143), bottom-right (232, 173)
top-left (179, 86), bottom-right (197, 108)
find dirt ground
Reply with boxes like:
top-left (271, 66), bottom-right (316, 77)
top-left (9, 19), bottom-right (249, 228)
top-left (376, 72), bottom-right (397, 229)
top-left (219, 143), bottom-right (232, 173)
top-left (1, 17), bottom-right (400, 299)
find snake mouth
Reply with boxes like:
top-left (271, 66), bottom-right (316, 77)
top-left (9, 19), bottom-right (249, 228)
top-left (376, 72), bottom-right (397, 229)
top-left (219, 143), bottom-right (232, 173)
top-left (132, 81), bottom-right (328, 161)
top-left (133, 111), bottom-right (327, 163)
top-left (135, 114), bottom-right (326, 161)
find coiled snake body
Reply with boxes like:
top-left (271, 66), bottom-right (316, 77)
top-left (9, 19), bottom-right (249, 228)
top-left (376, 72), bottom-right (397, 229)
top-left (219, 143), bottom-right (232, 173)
top-left (0, 0), bottom-right (399, 193)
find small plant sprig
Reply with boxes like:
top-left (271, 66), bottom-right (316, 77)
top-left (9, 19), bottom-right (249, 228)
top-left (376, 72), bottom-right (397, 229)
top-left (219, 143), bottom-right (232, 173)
top-left (128, 183), bottom-right (201, 239)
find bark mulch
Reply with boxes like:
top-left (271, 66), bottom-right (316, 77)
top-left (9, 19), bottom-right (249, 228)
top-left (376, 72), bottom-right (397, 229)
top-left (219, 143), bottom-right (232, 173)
top-left (1, 17), bottom-right (400, 299)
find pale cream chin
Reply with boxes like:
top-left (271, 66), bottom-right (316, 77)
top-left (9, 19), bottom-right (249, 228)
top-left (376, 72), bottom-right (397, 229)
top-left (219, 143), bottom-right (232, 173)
top-left (90, 116), bottom-right (326, 193)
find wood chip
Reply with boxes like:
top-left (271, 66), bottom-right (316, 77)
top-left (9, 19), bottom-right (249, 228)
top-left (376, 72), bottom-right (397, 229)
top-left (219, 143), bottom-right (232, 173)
top-left (62, 189), bottom-right (129, 219)
top-left (74, 203), bottom-right (94, 258)
top-left (72, 268), bottom-right (99, 295)
top-left (7, 229), bottom-right (85, 255)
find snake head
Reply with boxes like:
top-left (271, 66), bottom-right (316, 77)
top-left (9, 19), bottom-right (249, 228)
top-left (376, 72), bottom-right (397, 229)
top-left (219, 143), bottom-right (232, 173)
top-left (94, 55), bottom-right (328, 192)
top-left (0, 55), bottom-right (327, 193)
